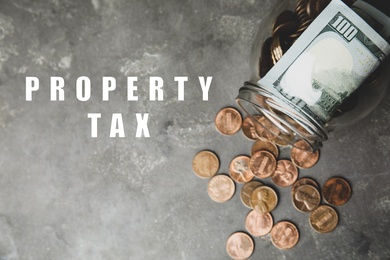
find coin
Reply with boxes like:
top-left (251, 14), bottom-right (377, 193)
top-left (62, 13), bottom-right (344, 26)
top-left (291, 177), bottom-right (319, 196)
top-left (229, 155), bottom-right (255, 183)
top-left (322, 177), bottom-right (352, 206)
top-left (254, 116), bottom-right (280, 141)
top-left (240, 180), bottom-right (263, 209)
top-left (271, 160), bottom-right (299, 187)
top-left (215, 107), bottom-right (242, 135)
top-left (241, 116), bottom-right (258, 140)
top-left (207, 175), bottom-right (235, 203)
top-left (245, 210), bottom-right (273, 237)
top-left (250, 186), bottom-right (278, 213)
top-left (250, 150), bottom-right (277, 179)
top-left (260, 37), bottom-right (274, 77)
top-left (226, 232), bottom-right (254, 260)
top-left (271, 221), bottom-right (299, 250)
top-left (292, 184), bottom-right (321, 212)
top-left (192, 150), bottom-right (219, 179)
top-left (251, 139), bottom-right (279, 158)
top-left (290, 140), bottom-right (319, 169)
top-left (310, 205), bottom-right (338, 233)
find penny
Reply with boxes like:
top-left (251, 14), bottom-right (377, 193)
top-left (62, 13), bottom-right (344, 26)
top-left (292, 184), bottom-right (321, 212)
top-left (310, 205), bottom-right (338, 233)
top-left (273, 10), bottom-right (298, 35)
top-left (272, 133), bottom-right (294, 147)
top-left (249, 150), bottom-right (277, 179)
top-left (322, 177), bottom-right (352, 206)
top-left (207, 175), bottom-right (235, 203)
top-left (250, 186), bottom-right (278, 213)
top-left (192, 150), bottom-right (219, 179)
top-left (290, 140), bottom-right (319, 169)
top-left (271, 221), bottom-right (299, 250)
top-left (215, 107), bottom-right (242, 135)
top-left (240, 180), bottom-right (263, 209)
top-left (245, 210), bottom-right (273, 237)
top-left (226, 232), bottom-right (254, 260)
top-left (291, 177), bottom-right (319, 196)
top-left (271, 160), bottom-right (299, 187)
top-left (241, 116), bottom-right (258, 140)
top-left (260, 37), bottom-right (274, 77)
top-left (254, 116), bottom-right (280, 141)
top-left (229, 155), bottom-right (255, 183)
top-left (251, 139), bottom-right (279, 158)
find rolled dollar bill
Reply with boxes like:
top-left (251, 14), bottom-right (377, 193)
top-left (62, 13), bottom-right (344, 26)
top-left (258, 0), bottom-right (390, 123)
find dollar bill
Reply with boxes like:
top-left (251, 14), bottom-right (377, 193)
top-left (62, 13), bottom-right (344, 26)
top-left (258, 0), bottom-right (390, 123)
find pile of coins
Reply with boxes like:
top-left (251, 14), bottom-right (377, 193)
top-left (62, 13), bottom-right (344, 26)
top-left (192, 107), bottom-right (352, 259)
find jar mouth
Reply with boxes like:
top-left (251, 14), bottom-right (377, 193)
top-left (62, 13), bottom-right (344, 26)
top-left (236, 81), bottom-right (328, 152)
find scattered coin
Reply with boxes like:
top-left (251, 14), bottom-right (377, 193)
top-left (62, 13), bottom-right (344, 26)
top-left (229, 155), bottom-right (255, 183)
top-left (310, 205), bottom-right (338, 233)
top-left (215, 107), bottom-right (242, 135)
top-left (251, 139), bottom-right (279, 158)
top-left (242, 116), bottom-right (259, 140)
top-left (240, 181), bottom-right (263, 209)
top-left (290, 140), bottom-right (319, 168)
top-left (292, 184), bottom-right (321, 212)
top-left (192, 150), bottom-right (219, 179)
top-left (245, 210), bottom-right (273, 237)
top-left (207, 175), bottom-right (235, 203)
top-left (291, 177), bottom-right (319, 196)
top-left (249, 150), bottom-right (277, 179)
top-left (226, 232), bottom-right (254, 260)
top-left (250, 186), bottom-right (278, 213)
top-left (271, 160), bottom-right (299, 187)
top-left (271, 221), bottom-right (299, 250)
top-left (322, 177), bottom-right (352, 206)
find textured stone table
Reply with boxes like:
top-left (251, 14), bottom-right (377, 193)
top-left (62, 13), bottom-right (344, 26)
top-left (0, 0), bottom-right (389, 259)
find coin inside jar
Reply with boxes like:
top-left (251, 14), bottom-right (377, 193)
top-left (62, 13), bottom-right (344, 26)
top-left (292, 184), bottom-right (321, 212)
top-left (207, 175), bottom-right (235, 203)
top-left (240, 181), bottom-right (263, 209)
top-left (215, 107), bottom-right (242, 135)
top-left (254, 116), bottom-right (281, 141)
top-left (249, 150), bottom-right (277, 179)
top-left (229, 155), bottom-right (255, 183)
top-left (250, 186), bottom-right (278, 213)
top-left (271, 160), bottom-right (299, 187)
top-left (271, 221), bottom-right (299, 250)
top-left (322, 177), bottom-right (352, 206)
top-left (251, 139), bottom-right (279, 158)
top-left (290, 140), bottom-right (319, 169)
top-left (310, 205), bottom-right (339, 233)
top-left (242, 116), bottom-right (258, 140)
top-left (226, 232), bottom-right (254, 260)
top-left (192, 150), bottom-right (219, 179)
top-left (245, 210), bottom-right (273, 237)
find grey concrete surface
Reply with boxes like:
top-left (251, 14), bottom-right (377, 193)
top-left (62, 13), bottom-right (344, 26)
top-left (0, 0), bottom-right (389, 259)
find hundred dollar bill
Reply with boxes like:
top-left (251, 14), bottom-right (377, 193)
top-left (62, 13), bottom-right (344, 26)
top-left (258, 0), bottom-right (390, 123)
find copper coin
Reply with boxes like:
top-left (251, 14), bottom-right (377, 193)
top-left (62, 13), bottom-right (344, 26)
top-left (291, 177), bottom-right (319, 196)
top-left (249, 150), bottom-right (277, 179)
top-left (254, 116), bottom-right (280, 141)
top-left (226, 232), bottom-right (254, 260)
top-left (250, 186), bottom-right (278, 213)
top-left (240, 180), bottom-right (263, 209)
top-left (241, 116), bottom-right (258, 140)
top-left (245, 210), bottom-right (273, 237)
top-left (271, 160), bottom-right (299, 187)
top-left (192, 150), bottom-right (219, 179)
top-left (290, 140), bottom-right (319, 169)
top-left (229, 155), bottom-right (255, 183)
top-left (251, 139), bottom-right (279, 158)
top-left (271, 221), bottom-right (299, 250)
top-left (310, 205), bottom-right (338, 233)
top-left (292, 184), bottom-right (321, 212)
top-left (272, 133), bottom-right (294, 147)
top-left (260, 37), bottom-right (274, 77)
top-left (207, 175), bottom-right (235, 203)
top-left (215, 107), bottom-right (242, 135)
top-left (322, 177), bottom-right (352, 206)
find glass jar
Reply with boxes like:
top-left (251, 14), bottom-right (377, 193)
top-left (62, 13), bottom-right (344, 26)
top-left (236, 0), bottom-right (390, 151)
